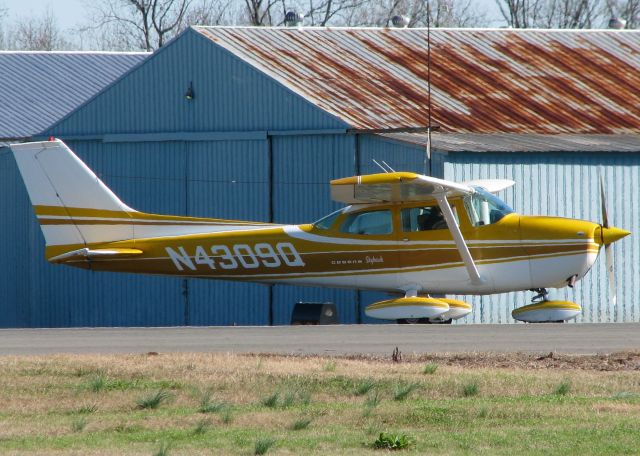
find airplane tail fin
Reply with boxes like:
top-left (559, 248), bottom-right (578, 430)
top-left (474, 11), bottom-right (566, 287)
top-left (11, 139), bottom-right (277, 261)
top-left (10, 139), bottom-right (136, 249)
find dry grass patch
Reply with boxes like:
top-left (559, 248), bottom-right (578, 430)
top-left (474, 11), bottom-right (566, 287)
top-left (0, 352), bottom-right (639, 455)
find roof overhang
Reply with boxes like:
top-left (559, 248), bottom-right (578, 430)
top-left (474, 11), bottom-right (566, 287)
top-left (378, 132), bottom-right (640, 153)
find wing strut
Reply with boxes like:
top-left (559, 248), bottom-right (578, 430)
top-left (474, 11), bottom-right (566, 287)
top-left (435, 194), bottom-right (483, 285)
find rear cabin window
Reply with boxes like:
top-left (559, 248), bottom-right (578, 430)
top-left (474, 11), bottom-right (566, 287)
top-left (340, 210), bottom-right (393, 235)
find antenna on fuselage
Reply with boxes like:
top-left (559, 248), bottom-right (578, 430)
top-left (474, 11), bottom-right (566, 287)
top-left (372, 159), bottom-right (396, 173)
top-left (381, 160), bottom-right (396, 172)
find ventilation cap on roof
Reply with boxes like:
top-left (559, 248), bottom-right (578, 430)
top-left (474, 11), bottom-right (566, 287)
top-left (391, 15), bottom-right (410, 28)
top-left (608, 17), bottom-right (626, 29)
top-left (285, 11), bottom-right (304, 27)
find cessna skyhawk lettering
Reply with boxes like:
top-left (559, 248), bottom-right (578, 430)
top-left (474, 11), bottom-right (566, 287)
top-left (11, 140), bottom-right (630, 324)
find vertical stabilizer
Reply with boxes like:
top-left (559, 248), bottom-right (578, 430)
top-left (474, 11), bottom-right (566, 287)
top-left (10, 139), bottom-right (135, 247)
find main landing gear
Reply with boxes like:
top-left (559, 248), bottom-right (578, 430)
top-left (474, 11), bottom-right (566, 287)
top-left (397, 317), bottom-right (453, 325)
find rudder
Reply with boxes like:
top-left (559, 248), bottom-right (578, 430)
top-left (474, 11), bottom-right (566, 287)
top-left (10, 139), bottom-right (135, 248)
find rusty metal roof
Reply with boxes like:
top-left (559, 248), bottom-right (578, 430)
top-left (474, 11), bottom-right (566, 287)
top-left (195, 27), bottom-right (640, 134)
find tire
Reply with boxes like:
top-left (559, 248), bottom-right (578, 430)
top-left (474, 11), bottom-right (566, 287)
top-left (397, 318), bottom-right (431, 324)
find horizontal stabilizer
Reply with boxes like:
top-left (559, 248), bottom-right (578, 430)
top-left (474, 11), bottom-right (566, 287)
top-left (49, 248), bottom-right (143, 264)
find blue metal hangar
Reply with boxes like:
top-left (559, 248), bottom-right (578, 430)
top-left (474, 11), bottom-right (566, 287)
top-left (2, 28), bottom-right (640, 327)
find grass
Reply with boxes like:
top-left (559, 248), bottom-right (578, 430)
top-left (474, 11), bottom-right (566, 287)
top-left (323, 360), bottom-right (337, 372)
top-left (154, 442), bottom-right (170, 456)
top-left (76, 404), bottom-right (97, 414)
top-left (423, 362), bottom-right (439, 375)
top-left (87, 373), bottom-right (107, 392)
top-left (70, 417), bottom-right (87, 432)
top-left (290, 418), bottom-right (312, 430)
top-left (198, 390), bottom-right (226, 413)
top-left (220, 407), bottom-right (233, 424)
top-left (254, 437), bottom-right (275, 455)
top-left (365, 391), bottom-right (382, 408)
top-left (354, 378), bottom-right (376, 396)
top-left (462, 381), bottom-right (480, 397)
top-left (393, 382), bottom-right (419, 401)
top-left (373, 432), bottom-right (414, 450)
top-left (193, 419), bottom-right (211, 435)
top-left (135, 389), bottom-right (172, 409)
top-left (555, 380), bottom-right (571, 396)
top-left (260, 392), bottom-right (279, 408)
top-left (1, 352), bottom-right (640, 455)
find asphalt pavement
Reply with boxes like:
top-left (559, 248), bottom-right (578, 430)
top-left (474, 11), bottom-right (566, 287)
top-left (1, 323), bottom-right (639, 356)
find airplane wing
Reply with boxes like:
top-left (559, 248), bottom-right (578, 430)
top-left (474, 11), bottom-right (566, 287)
top-left (330, 172), bottom-right (483, 285)
top-left (330, 172), bottom-right (473, 204)
top-left (463, 179), bottom-right (515, 193)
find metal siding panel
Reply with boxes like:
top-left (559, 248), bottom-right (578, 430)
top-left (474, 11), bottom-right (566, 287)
top-left (271, 134), bottom-right (358, 323)
top-left (186, 140), bottom-right (270, 325)
top-left (0, 148), bottom-right (31, 327)
top-left (272, 134), bottom-right (355, 224)
top-left (23, 140), bottom-right (188, 327)
top-left (45, 31), bottom-right (345, 137)
top-left (444, 152), bottom-right (639, 324)
top-left (359, 135), bottom-right (427, 174)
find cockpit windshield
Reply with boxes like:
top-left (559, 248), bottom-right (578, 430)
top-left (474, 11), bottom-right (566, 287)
top-left (464, 187), bottom-right (514, 227)
top-left (313, 208), bottom-right (345, 230)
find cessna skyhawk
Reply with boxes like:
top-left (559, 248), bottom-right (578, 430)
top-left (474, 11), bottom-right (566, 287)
top-left (10, 139), bottom-right (630, 323)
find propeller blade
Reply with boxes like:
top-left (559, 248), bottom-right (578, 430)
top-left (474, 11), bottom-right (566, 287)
top-left (605, 243), bottom-right (616, 308)
top-left (600, 174), bottom-right (609, 229)
top-left (600, 173), bottom-right (617, 309)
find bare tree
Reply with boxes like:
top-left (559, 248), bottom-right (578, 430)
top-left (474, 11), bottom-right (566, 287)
top-left (606, 0), bottom-right (640, 27)
top-left (84, 0), bottom-right (190, 51)
top-left (345, 0), bottom-right (488, 27)
top-left (243, 0), bottom-right (281, 25)
top-left (183, 0), bottom-right (242, 25)
top-left (9, 8), bottom-right (70, 50)
top-left (0, 4), bottom-right (7, 49)
top-left (496, 0), bottom-right (604, 28)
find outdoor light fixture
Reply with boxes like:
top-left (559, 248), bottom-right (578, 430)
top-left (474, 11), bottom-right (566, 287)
top-left (185, 81), bottom-right (195, 100)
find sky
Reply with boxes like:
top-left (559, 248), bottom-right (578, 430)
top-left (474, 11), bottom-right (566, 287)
top-left (1, 0), bottom-right (506, 33)
top-left (2, 0), bottom-right (86, 30)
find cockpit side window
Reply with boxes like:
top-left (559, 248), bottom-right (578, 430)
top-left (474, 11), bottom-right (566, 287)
top-left (401, 205), bottom-right (457, 232)
top-left (464, 187), bottom-right (514, 227)
top-left (340, 210), bottom-right (393, 235)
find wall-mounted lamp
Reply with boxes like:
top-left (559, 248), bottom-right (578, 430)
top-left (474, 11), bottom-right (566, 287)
top-left (185, 81), bottom-right (195, 101)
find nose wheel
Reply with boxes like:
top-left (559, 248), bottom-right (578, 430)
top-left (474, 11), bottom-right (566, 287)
top-left (530, 288), bottom-right (549, 302)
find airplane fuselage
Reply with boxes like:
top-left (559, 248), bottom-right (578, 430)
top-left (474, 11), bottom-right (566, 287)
top-left (51, 205), bottom-right (601, 296)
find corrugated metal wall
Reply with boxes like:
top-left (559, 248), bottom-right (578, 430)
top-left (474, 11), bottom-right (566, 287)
top-left (44, 30), bottom-right (346, 137)
top-left (2, 128), bottom-right (429, 327)
top-left (443, 151), bottom-right (639, 323)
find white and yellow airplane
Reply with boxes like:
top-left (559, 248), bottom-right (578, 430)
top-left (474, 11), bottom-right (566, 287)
top-left (10, 139), bottom-right (630, 324)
